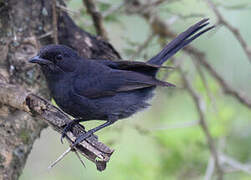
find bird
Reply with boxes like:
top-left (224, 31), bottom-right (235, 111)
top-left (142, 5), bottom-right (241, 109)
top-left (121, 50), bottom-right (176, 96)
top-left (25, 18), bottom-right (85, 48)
top-left (29, 19), bottom-right (214, 147)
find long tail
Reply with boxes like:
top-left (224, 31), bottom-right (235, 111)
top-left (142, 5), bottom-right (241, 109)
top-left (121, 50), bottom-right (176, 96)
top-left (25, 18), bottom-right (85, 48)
top-left (147, 18), bottom-right (214, 66)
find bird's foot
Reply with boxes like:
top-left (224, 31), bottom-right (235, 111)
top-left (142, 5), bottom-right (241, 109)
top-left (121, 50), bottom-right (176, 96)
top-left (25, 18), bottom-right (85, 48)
top-left (61, 119), bottom-right (81, 143)
top-left (71, 130), bottom-right (94, 148)
top-left (70, 120), bottom-right (115, 148)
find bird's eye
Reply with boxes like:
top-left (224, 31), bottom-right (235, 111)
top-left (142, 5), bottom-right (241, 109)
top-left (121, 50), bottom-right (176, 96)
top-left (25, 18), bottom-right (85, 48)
top-left (55, 54), bottom-right (63, 61)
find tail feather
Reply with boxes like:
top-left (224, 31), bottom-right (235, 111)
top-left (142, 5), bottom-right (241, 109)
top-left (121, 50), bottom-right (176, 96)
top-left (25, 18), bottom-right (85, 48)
top-left (147, 18), bottom-right (214, 66)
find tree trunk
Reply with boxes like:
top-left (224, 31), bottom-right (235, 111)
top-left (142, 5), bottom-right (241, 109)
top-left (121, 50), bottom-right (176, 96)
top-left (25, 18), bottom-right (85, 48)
top-left (0, 1), bottom-right (120, 179)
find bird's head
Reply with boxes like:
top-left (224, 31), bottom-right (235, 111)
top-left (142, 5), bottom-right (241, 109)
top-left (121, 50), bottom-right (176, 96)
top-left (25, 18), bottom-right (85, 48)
top-left (29, 44), bottom-right (79, 74)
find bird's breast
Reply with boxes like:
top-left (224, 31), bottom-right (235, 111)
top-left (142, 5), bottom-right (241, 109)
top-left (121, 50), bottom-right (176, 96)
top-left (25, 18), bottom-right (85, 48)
top-left (48, 78), bottom-right (72, 109)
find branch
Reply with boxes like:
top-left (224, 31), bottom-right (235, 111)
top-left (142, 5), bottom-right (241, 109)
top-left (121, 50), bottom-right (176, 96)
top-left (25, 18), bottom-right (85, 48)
top-left (178, 66), bottom-right (224, 180)
top-left (205, 156), bottom-right (215, 180)
top-left (52, 0), bottom-right (59, 44)
top-left (192, 60), bottom-right (218, 111)
top-left (219, 153), bottom-right (251, 174)
top-left (0, 81), bottom-right (113, 171)
top-left (205, 0), bottom-right (251, 63)
top-left (56, 4), bottom-right (81, 15)
top-left (102, 1), bottom-right (125, 18)
top-left (151, 120), bottom-right (199, 131)
top-left (185, 46), bottom-right (251, 108)
top-left (131, 32), bottom-right (155, 59)
top-left (82, 0), bottom-right (108, 40)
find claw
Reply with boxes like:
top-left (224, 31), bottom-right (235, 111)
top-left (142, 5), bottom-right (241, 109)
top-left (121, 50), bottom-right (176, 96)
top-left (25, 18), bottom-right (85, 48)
top-left (61, 119), bottom-right (80, 144)
top-left (60, 133), bottom-right (66, 144)
top-left (71, 120), bottom-right (114, 148)
top-left (71, 131), bottom-right (93, 148)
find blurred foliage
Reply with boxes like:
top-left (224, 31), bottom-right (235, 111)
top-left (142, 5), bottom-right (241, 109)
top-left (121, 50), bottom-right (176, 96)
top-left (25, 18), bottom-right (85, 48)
top-left (20, 0), bottom-right (251, 179)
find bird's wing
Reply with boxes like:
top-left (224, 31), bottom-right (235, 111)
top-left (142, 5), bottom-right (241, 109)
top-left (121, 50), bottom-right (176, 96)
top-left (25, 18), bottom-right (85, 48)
top-left (96, 59), bottom-right (169, 76)
top-left (73, 70), bottom-right (174, 99)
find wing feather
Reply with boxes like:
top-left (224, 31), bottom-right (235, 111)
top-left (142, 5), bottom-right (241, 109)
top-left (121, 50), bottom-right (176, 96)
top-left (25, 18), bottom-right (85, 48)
top-left (73, 70), bottom-right (174, 99)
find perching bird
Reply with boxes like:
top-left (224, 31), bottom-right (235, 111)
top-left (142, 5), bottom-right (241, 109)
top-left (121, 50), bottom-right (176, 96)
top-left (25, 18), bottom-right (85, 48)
top-left (29, 19), bottom-right (214, 147)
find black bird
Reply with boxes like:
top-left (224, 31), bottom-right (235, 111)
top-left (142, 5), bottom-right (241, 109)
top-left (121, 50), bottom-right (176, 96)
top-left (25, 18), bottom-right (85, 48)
top-left (29, 19), bottom-right (214, 147)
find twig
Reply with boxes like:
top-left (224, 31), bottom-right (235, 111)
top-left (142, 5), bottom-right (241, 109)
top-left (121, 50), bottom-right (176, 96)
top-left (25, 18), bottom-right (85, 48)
top-left (165, 11), bottom-right (205, 20)
top-left (132, 119), bottom-right (199, 136)
top-left (185, 46), bottom-right (251, 108)
top-left (103, 1), bottom-right (125, 18)
top-left (57, 4), bottom-right (80, 15)
top-left (49, 148), bottom-right (86, 169)
top-left (220, 153), bottom-right (251, 174)
top-left (217, 2), bottom-right (251, 10)
top-left (178, 65), bottom-right (224, 180)
top-left (74, 150), bottom-right (86, 168)
top-left (48, 147), bottom-right (72, 169)
top-left (125, 0), bottom-right (177, 14)
top-left (205, 0), bottom-right (251, 63)
top-left (131, 32), bottom-right (155, 59)
top-left (192, 59), bottom-right (218, 112)
top-left (37, 31), bottom-right (53, 39)
top-left (205, 156), bottom-right (215, 180)
top-left (151, 120), bottom-right (199, 131)
top-left (82, 0), bottom-right (108, 40)
top-left (52, 0), bottom-right (58, 44)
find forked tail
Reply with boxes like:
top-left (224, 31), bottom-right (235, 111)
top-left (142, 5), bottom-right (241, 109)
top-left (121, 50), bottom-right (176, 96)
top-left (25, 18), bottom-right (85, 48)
top-left (147, 18), bottom-right (214, 66)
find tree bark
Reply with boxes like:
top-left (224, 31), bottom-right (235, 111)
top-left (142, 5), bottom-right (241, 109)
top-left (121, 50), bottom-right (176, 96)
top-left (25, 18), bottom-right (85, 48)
top-left (0, 0), bottom-right (120, 179)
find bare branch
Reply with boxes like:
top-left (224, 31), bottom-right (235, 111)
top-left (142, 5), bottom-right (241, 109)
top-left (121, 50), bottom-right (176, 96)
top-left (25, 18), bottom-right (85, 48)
top-left (131, 32), bottom-right (155, 59)
top-left (217, 2), bottom-right (251, 10)
top-left (185, 46), bottom-right (251, 108)
top-left (205, 0), bottom-right (251, 63)
top-left (83, 0), bottom-right (108, 40)
top-left (205, 156), bottom-right (215, 180)
top-left (192, 60), bottom-right (218, 111)
top-left (132, 120), bottom-right (199, 136)
top-left (37, 31), bottom-right (53, 39)
top-left (48, 147), bottom-right (72, 169)
top-left (57, 4), bottom-right (81, 15)
top-left (52, 0), bottom-right (59, 44)
top-left (178, 65), bottom-right (224, 180)
top-left (102, 1), bottom-right (125, 18)
top-left (74, 150), bottom-right (86, 168)
top-left (220, 153), bottom-right (251, 174)
top-left (151, 120), bottom-right (199, 131)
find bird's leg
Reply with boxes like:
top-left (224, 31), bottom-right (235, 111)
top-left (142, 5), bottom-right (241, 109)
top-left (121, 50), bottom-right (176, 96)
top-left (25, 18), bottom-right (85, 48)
top-left (71, 120), bottom-right (115, 148)
top-left (61, 118), bottom-right (83, 143)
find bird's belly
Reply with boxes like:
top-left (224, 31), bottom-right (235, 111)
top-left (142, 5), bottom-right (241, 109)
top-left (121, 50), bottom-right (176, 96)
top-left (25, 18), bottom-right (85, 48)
top-left (54, 87), bottom-right (155, 121)
top-left (91, 87), bottom-right (155, 120)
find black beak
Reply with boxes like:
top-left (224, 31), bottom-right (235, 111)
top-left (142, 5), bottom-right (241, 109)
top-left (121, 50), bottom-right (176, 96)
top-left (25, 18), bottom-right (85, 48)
top-left (29, 56), bottom-right (52, 65)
